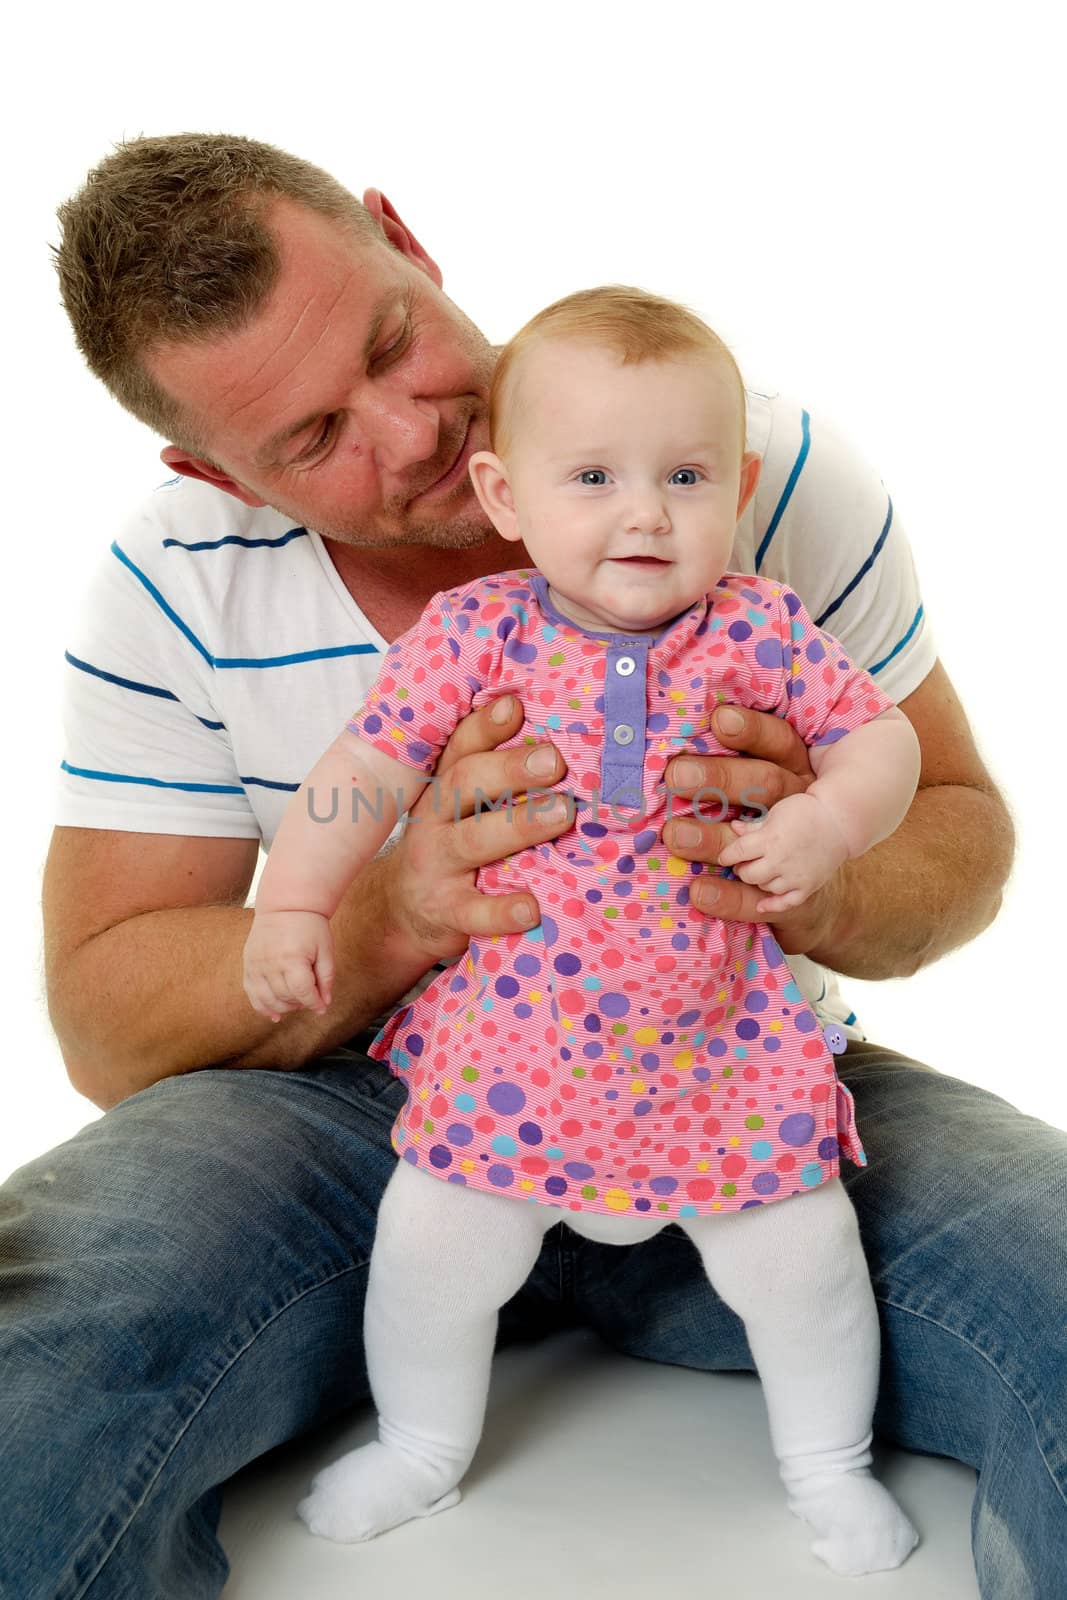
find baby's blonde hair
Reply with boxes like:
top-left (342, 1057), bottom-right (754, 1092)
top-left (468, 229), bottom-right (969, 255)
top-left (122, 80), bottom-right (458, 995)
top-left (489, 284), bottom-right (746, 460)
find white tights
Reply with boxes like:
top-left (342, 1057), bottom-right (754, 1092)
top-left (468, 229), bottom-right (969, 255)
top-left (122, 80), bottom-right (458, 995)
top-left (298, 1161), bottom-right (918, 1576)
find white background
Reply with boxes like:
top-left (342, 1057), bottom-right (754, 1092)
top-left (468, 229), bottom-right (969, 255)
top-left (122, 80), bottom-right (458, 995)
top-left (3, 0), bottom-right (1063, 1179)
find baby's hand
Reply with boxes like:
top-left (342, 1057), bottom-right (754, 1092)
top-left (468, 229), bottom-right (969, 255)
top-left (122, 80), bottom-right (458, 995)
top-left (716, 791), bottom-right (850, 915)
top-left (243, 910), bottom-right (335, 1023)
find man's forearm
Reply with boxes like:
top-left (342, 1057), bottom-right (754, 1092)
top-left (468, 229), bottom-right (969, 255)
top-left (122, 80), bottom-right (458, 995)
top-left (806, 782), bottom-right (1015, 979)
top-left (56, 852), bottom-right (434, 1109)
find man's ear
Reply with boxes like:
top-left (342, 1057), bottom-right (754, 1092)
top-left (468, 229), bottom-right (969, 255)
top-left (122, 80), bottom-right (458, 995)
top-left (160, 446), bottom-right (268, 509)
top-left (361, 189), bottom-right (443, 288)
top-left (468, 451), bottom-right (523, 542)
top-left (736, 450), bottom-right (762, 520)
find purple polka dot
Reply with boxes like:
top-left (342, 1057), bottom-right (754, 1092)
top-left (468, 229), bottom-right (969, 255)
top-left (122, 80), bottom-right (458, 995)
top-left (634, 829), bottom-right (658, 853)
top-left (735, 1018), bottom-right (761, 1041)
top-left (793, 1010), bottom-right (818, 1034)
top-left (518, 1121), bottom-right (543, 1145)
top-left (753, 639), bottom-right (785, 670)
top-left (406, 1034), bottom-right (425, 1057)
top-left (487, 1164), bottom-right (515, 1187)
top-left (494, 975), bottom-right (520, 998)
top-left (514, 954), bottom-right (542, 977)
top-left (545, 1176), bottom-right (568, 1197)
top-left (362, 713), bottom-right (383, 734)
top-left (779, 1112), bottom-right (816, 1147)
top-left (598, 992), bottom-right (630, 1018)
top-left (540, 915), bottom-right (559, 946)
top-left (648, 713), bottom-right (670, 732)
top-left (760, 935), bottom-right (785, 969)
top-left (784, 591), bottom-right (802, 616)
top-left (752, 1171), bottom-right (781, 1195)
top-left (745, 991), bottom-right (769, 1013)
top-left (818, 1136), bottom-right (840, 1161)
top-left (487, 1082), bottom-right (527, 1116)
top-left (446, 1123), bottom-right (474, 1145)
top-left (649, 1176), bottom-right (678, 1195)
top-left (429, 1145), bottom-right (453, 1169)
top-left (564, 1162), bottom-right (594, 1180)
top-left (805, 638), bottom-right (826, 663)
top-left (554, 952), bottom-right (582, 976)
top-left (504, 639), bottom-right (538, 664)
top-left (728, 621), bottom-right (752, 642)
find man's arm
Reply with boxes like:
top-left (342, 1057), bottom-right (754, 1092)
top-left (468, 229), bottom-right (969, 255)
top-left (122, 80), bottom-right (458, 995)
top-left (663, 659), bottom-right (1015, 979)
top-left (43, 699), bottom-right (570, 1109)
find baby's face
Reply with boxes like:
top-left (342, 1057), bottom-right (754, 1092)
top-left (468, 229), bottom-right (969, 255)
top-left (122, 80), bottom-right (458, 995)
top-left (500, 341), bottom-right (749, 634)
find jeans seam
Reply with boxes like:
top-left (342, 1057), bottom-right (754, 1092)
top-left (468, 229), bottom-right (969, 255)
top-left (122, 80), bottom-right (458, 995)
top-left (878, 1292), bottom-right (1067, 1510)
top-left (66, 1258), bottom-right (369, 1600)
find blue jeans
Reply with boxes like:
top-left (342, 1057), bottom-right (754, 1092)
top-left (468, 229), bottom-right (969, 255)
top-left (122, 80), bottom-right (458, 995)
top-left (1, 1039), bottom-right (1064, 1598)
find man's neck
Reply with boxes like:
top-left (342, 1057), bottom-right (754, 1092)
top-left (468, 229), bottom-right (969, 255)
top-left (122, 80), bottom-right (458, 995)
top-left (322, 532), bottom-right (531, 640)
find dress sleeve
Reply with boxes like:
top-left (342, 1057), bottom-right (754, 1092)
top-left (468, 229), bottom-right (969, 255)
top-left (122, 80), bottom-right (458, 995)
top-left (346, 590), bottom-right (481, 774)
top-left (772, 585), bottom-right (898, 749)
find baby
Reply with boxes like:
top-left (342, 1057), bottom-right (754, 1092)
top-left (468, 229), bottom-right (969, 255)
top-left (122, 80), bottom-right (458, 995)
top-left (242, 286), bottom-right (922, 1576)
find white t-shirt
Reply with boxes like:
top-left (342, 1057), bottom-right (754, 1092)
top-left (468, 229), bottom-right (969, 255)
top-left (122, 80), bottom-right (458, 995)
top-left (55, 389), bottom-right (936, 1040)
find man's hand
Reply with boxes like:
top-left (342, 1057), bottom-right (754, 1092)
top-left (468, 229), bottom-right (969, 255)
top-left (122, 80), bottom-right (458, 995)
top-left (662, 704), bottom-right (847, 955)
top-left (378, 695), bottom-right (572, 965)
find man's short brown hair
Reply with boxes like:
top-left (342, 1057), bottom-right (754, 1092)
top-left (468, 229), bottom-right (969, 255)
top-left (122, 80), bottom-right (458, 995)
top-left (54, 132), bottom-right (381, 452)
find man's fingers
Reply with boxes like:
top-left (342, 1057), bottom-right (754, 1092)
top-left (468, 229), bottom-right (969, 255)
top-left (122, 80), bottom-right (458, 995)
top-left (445, 886), bottom-right (541, 938)
top-left (709, 704), bottom-right (814, 779)
top-left (688, 870), bottom-right (765, 921)
top-left (447, 791), bottom-right (573, 871)
top-left (410, 740), bottom-right (568, 829)
top-left (435, 695), bottom-right (524, 776)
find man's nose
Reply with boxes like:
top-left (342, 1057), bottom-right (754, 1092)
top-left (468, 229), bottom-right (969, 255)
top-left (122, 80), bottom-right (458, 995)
top-left (353, 385), bottom-right (439, 472)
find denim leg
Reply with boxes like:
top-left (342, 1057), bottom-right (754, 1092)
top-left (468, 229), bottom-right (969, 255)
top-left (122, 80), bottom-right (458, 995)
top-left (0, 1045), bottom-right (567, 1600)
top-left (569, 1040), bottom-right (1067, 1597)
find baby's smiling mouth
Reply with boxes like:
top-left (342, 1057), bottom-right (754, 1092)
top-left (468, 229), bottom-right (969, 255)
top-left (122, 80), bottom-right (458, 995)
top-left (611, 555), bottom-right (670, 566)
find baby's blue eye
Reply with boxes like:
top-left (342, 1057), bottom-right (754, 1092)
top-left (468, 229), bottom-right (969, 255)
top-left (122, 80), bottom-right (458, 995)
top-left (578, 469), bottom-right (608, 486)
top-left (671, 468), bottom-right (702, 486)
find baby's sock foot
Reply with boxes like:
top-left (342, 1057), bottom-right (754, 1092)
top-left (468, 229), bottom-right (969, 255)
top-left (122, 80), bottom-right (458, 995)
top-left (787, 1470), bottom-right (919, 1576)
top-left (297, 1439), bottom-right (462, 1543)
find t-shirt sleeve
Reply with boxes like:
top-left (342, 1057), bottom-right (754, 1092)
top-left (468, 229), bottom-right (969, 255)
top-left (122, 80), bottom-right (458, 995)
top-left (345, 590), bottom-right (480, 774)
top-left (752, 400), bottom-right (936, 704)
top-left (54, 535), bottom-right (261, 838)
top-left (770, 584), bottom-right (898, 748)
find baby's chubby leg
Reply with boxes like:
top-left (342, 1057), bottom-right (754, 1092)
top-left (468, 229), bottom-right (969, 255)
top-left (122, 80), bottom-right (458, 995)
top-left (679, 1180), bottom-right (918, 1577)
top-left (299, 1160), bottom-right (555, 1543)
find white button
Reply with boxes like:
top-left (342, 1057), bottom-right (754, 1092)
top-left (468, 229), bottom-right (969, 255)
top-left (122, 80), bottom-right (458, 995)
top-left (615, 655), bottom-right (636, 676)
top-left (613, 724), bottom-right (635, 746)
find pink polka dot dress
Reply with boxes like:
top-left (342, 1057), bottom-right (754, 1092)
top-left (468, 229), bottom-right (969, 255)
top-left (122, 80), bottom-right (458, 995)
top-left (347, 570), bottom-right (894, 1221)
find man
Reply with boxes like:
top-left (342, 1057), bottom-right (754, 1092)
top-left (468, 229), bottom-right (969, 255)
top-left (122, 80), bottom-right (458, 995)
top-left (0, 134), bottom-right (1057, 1598)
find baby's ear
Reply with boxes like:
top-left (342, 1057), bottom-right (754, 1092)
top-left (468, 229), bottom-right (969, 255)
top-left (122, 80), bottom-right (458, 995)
top-left (468, 451), bottom-right (523, 542)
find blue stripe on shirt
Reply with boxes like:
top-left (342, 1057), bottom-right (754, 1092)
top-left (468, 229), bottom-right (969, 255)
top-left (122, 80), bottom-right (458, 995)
top-left (162, 526), bottom-right (309, 552)
top-left (111, 541), bottom-right (380, 669)
top-left (64, 651), bottom-right (225, 730)
top-left (869, 604), bottom-right (925, 677)
top-left (60, 761), bottom-right (244, 795)
top-left (815, 497), bottom-right (894, 630)
top-left (240, 775), bottom-right (300, 792)
top-left (755, 410), bottom-right (810, 572)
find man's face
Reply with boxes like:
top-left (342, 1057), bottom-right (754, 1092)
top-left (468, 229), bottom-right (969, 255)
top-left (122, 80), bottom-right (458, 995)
top-left (148, 199), bottom-right (497, 547)
top-left (498, 341), bottom-right (749, 634)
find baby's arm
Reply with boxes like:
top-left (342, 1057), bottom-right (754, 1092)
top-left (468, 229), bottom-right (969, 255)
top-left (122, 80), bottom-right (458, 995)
top-left (717, 706), bottom-right (921, 914)
top-left (243, 731), bottom-right (429, 1021)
